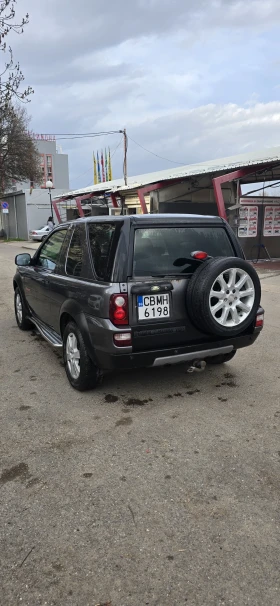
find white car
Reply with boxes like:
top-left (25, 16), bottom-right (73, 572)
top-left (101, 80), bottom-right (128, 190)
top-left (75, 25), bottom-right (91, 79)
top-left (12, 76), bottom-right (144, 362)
top-left (29, 225), bottom-right (52, 242)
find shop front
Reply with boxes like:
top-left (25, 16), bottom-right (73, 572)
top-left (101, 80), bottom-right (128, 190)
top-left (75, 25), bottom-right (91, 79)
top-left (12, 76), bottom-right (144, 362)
top-left (236, 197), bottom-right (280, 260)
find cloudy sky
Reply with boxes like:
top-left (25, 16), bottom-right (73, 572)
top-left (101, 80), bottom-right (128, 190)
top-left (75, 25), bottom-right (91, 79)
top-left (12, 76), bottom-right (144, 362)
top-left (9, 0), bottom-right (280, 190)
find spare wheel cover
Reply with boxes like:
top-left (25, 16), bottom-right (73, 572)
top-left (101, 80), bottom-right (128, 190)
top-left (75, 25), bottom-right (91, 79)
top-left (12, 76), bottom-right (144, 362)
top-left (186, 257), bottom-right (261, 336)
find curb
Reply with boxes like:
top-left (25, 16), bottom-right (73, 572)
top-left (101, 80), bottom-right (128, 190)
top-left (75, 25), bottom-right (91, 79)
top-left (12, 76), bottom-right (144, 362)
top-left (22, 245), bottom-right (39, 251)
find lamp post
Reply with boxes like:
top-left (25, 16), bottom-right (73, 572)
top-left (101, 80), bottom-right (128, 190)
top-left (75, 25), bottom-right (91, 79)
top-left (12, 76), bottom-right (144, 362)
top-left (1, 135), bottom-right (8, 238)
top-left (46, 180), bottom-right (54, 222)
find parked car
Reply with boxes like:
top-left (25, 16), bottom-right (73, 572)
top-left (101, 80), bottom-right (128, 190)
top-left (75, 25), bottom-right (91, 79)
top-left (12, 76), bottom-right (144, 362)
top-left (13, 214), bottom-right (263, 391)
top-left (29, 225), bottom-right (52, 242)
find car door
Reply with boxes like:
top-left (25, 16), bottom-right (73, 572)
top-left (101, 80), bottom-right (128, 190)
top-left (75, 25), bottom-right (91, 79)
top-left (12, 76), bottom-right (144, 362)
top-left (47, 225), bottom-right (91, 334)
top-left (23, 229), bottom-right (67, 325)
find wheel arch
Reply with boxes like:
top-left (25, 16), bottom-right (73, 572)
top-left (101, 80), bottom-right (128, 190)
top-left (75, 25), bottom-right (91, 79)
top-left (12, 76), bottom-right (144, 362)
top-left (60, 300), bottom-right (98, 364)
top-left (13, 272), bottom-right (24, 292)
top-left (13, 277), bottom-right (28, 307)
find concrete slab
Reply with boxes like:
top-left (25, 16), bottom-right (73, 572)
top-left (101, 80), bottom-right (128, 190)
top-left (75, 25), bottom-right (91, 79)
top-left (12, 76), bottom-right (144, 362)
top-left (22, 242), bottom-right (40, 251)
top-left (2, 240), bottom-right (39, 252)
top-left (0, 244), bottom-right (280, 606)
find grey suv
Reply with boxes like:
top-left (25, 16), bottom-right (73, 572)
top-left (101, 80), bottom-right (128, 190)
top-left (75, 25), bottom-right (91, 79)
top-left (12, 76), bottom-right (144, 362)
top-left (13, 214), bottom-right (263, 391)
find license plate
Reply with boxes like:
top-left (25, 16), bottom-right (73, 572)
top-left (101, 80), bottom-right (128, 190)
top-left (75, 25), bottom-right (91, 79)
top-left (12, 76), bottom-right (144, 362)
top-left (137, 294), bottom-right (170, 320)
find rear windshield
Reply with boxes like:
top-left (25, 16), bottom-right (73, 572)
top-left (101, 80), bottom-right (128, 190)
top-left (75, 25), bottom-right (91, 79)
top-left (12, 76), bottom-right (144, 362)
top-left (133, 226), bottom-right (234, 277)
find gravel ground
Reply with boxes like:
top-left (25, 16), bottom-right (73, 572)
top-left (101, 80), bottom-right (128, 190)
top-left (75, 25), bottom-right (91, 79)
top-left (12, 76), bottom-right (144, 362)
top-left (0, 243), bottom-right (280, 606)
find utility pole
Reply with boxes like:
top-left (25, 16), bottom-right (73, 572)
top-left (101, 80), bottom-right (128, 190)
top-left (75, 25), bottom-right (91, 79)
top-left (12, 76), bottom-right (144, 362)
top-left (123, 128), bottom-right (127, 186)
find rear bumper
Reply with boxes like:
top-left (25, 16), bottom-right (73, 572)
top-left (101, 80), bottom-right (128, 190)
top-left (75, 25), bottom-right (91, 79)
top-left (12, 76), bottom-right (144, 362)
top-left (95, 329), bottom-right (262, 370)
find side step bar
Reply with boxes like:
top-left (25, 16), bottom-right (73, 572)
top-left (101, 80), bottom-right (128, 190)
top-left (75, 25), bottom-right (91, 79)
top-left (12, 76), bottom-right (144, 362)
top-left (29, 317), bottom-right (63, 348)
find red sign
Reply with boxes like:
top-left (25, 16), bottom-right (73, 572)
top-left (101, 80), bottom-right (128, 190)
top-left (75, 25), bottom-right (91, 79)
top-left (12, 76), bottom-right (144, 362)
top-left (28, 132), bottom-right (56, 141)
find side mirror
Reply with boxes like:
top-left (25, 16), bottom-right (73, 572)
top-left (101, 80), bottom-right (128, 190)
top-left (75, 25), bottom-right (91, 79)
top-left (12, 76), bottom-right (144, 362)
top-left (15, 253), bottom-right (31, 267)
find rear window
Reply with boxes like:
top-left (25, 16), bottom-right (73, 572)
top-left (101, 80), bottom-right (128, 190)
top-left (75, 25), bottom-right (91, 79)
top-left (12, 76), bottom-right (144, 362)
top-left (88, 222), bottom-right (117, 281)
top-left (133, 226), bottom-right (234, 277)
top-left (66, 227), bottom-right (85, 278)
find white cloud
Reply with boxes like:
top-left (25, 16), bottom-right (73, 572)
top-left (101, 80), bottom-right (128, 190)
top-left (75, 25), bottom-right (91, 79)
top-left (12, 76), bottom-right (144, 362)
top-left (126, 102), bottom-right (280, 173)
top-left (66, 102), bottom-right (280, 186)
top-left (4, 0), bottom-right (280, 188)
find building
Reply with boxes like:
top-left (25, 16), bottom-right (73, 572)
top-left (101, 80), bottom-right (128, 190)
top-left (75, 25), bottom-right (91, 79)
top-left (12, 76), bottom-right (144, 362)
top-left (53, 146), bottom-right (280, 260)
top-left (1, 136), bottom-right (70, 240)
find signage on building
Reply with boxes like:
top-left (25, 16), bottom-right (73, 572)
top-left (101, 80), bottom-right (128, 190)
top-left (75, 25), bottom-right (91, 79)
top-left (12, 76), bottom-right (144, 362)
top-left (240, 197), bottom-right (280, 205)
top-left (263, 205), bottom-right (280, 236)
top-left (238, 205), bottom-right (258, 238)
top-left (28, 132), bottom-right (56, 141)
top-left (1, 201), bottom-right (9, 214)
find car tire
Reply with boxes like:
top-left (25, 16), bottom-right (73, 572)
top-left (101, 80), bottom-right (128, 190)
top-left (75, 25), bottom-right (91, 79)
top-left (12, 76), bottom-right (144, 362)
top-left (63, 321), bottom-right (103, 391)
top-left (186, 257), bottom-right (261, 337)
top-left (207, 350), bottom-right (236, 365)
top-left (14, 287), bottom-right (32, 331)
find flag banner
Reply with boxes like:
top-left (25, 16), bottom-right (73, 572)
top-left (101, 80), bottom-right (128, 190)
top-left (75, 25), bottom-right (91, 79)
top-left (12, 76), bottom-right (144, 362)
top-left (94, 149), bottom-right (113, 182)
top-left (93, 153), bottom-right (98, 185)
top-left (105, 148), bottom-right (109, 181)
top-left (97, 151), bottom-right (101, 183)
top-left (101, 150), bottom-right (105, 182)
top-left (108, 148), bottom-right (113, 181)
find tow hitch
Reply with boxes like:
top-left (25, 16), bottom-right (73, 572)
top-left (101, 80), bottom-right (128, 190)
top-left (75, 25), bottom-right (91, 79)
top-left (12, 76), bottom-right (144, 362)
top-left (187, 360), bottom-right (206, 373)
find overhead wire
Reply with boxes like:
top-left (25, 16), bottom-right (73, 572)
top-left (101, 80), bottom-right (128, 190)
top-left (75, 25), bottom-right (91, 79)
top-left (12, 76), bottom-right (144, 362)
top-left (111, 136), bottom-right (123, 158)
top-left (126, 137), bottom-right (280, 179)
top-left (8, 125), bottom-right (280, 183)
top-left (55, 133), bottom-right (121, 141)
top-left (126, 134), bottom-right (185, 165)
top-left (70, 166), bottom-right (94, 186)
top-left (243, 180), bottom-right (280, 197)
top-left (32, 130), bottom-right (123, 136)
top-left (4, 130), bottom-right (123, 144)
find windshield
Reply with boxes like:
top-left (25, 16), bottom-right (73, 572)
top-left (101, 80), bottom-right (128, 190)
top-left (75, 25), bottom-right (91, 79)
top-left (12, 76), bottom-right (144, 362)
top-left (133, 226), bottom-right (234, 277)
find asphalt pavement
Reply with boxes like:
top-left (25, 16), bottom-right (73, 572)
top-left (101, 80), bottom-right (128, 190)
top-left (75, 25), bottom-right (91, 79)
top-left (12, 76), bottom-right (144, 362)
top-left (0, 243), bottom-right (280, 606)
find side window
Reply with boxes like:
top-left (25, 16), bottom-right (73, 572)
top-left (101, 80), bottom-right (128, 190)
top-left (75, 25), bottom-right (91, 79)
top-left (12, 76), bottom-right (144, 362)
top-left (88, 223), bottom-right (117, 281)
top-left (37, 230), bottom-right (67, 271)
top-left (66, 228), bottom-right (84, 278)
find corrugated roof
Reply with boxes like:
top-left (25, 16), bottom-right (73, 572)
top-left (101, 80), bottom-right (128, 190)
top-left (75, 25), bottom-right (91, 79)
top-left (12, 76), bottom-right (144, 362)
top-left (55, 146), bottom-right (280, 200)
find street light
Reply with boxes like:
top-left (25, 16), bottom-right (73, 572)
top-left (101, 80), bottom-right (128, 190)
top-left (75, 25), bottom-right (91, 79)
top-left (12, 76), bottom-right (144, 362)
top-left (46, 179), bottom-right (54, 222)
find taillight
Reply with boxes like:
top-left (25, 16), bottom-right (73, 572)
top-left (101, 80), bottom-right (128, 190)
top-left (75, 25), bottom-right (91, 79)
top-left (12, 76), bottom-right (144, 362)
top-left (191, 250), bottom-right (209, 260)
top-left (113, 332), bottom-right (132, 347)
top-left (255, 312), bottom-right (264, 328)
top-left (110, 294), bottom-right (128, 326)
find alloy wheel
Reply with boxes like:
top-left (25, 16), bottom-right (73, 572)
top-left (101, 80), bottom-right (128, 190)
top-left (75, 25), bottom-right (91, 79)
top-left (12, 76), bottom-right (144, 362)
top-left (66, 332), bottom-right (81, 379)
top-left (209, 268), bottom-right (255, 327)
top-left (15, 293), bottom-right (23, 324)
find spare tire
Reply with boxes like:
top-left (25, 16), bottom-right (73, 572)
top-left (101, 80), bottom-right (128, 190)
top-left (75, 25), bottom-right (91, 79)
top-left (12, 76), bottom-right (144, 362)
top-left (186, 257), bottom-right (261, 337)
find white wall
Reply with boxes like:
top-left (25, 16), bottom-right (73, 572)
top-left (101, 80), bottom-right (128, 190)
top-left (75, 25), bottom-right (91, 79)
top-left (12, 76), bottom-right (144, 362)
top-left (25, 188), bottom-right (70, 233)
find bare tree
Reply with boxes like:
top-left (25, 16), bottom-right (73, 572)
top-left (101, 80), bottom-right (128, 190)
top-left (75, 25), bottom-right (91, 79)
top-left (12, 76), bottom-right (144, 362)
top-left (0, 0), bottom-right (33, 106)
top-left (0, 2), bottom-right (39, 195)
top-left (0, 104), bottom-right (41, 194)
